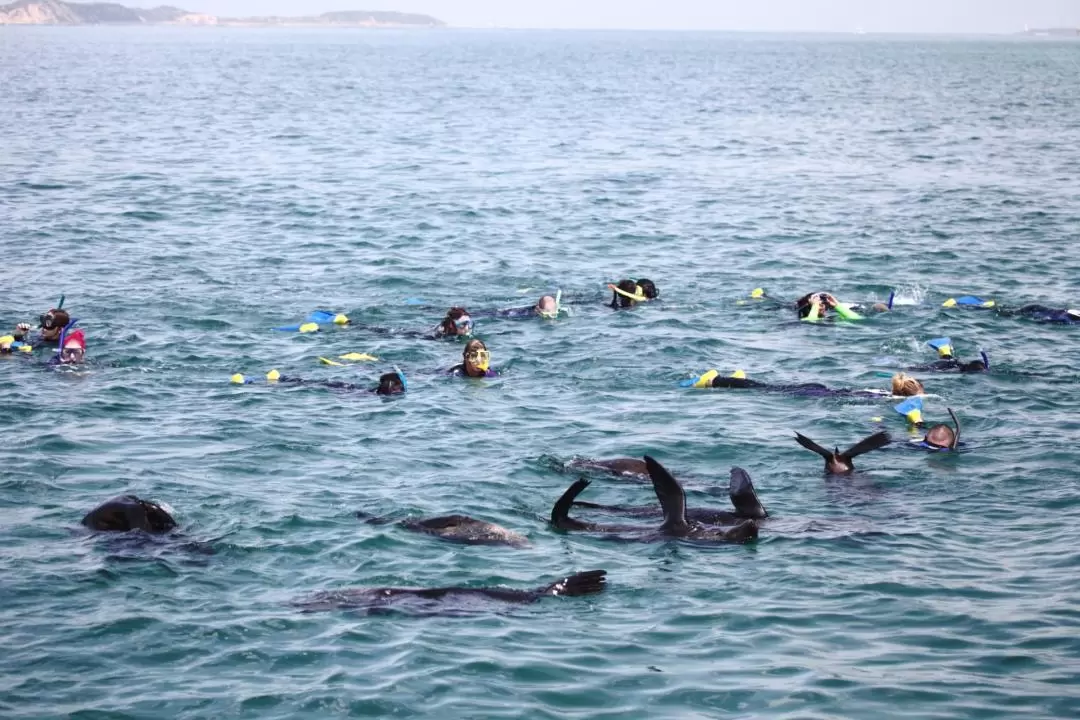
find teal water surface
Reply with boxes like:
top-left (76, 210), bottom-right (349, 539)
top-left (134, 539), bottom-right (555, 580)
top-left (2, 28), bottom-right (1079, 718)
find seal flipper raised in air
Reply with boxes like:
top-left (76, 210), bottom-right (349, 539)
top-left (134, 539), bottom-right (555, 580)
top-left (794, 430), bottom-right (890, 474)
top-left (729, 467), bottom-right (768, 519)
top-left (643, 455), bottom-right (689, 533)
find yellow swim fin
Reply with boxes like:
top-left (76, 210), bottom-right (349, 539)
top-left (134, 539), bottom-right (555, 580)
top-left (339, 352), bottom-right (378, 362)
top-left (318, 357), bottom-right (345, 367)
top-left (693, 369), bottom-right (719, 388)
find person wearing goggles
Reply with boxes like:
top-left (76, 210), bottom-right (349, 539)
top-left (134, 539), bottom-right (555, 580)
top-left (11, 308), bottom-right (71, 348)
top-left (54, 329), bottom-right (87, 365)
top-left (434, 307), bottom-right (474, 338)
top-left (449, 339), bottom-right (497, 378)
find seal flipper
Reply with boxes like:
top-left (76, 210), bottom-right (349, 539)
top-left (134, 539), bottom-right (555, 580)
top-left (840, 431), bottom-right (891, 460)
top-left (729, 467), bottom-right (768, 519)
top-left (550, 478), bottom-right (594, 530)
top-left (794, 432), bottom-right (833, 461)
top-left (643, 455), bottom-right (688, 532)
top-left (539, 569), bottom-right (607, 597)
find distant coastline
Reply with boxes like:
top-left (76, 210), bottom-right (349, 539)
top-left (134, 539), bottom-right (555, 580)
top-left (0, 0), bottom-right (446, 26)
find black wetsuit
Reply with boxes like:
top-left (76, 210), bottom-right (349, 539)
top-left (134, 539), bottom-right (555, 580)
top-left (710, 376), bottom-right (887, 398)
top-left (1013, 305), bottom-right (1079, 324)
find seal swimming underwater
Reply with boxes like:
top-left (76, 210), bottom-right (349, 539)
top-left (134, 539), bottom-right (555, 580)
top-left (357, 513), bottom-right (528, 547)
top-left (82, 495), bottom-right (177, 533)
top-left (550, 457), bottom-right (758, 543)
top-left (571, 466), bottom-right (769, 523)
top-left (294, 569), bottom-right (608, 613)
top-left (794, 430), bottom-right (891, 474)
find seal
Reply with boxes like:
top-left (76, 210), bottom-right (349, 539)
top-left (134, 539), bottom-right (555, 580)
top-left (81, 495), bottom-right (177, 533)
top-left (793, 430), bottom-right (890, 474)
top-left (550, 457), bottom-right (758, 543)
top-left (294, 569), bottom-right (607, 613)
top-left (358, 513), bottom-right (528, 547)
top-left (571, 466), bottom-right (769, 522)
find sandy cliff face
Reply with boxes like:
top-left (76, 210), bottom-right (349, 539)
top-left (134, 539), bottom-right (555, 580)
top-left (0, 0), bottom-right (81, 23)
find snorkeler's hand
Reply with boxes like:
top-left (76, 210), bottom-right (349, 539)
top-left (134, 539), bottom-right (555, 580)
top-left (821, 294), bottom-right (838, 308)
top-left (14, 323), bottom-right (31, 338)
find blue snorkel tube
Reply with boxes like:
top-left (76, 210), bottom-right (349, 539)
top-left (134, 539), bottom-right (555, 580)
top-left (887, 290), bottom-right (895, 310)
top-left (394, 366), bottom-right (407, 392)
top-left (50, 318), bottom-right (79, 365)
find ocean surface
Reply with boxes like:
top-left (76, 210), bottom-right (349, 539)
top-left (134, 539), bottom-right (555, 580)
top-left (2, 27), bottom-right (1079, 718)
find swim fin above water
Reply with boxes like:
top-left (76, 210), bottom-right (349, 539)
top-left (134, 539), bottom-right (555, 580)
top-left (943, 295), bottom-right (995, 308)
top-left (927, 337), bottom-right (954, 358)
top-left (894, 396), bottom-right (923, 425)
top-left (274, 310), bottom-right (349, 332)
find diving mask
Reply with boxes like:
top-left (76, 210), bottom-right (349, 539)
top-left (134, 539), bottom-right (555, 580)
top-left (466, 349), bottom-right (490, 370)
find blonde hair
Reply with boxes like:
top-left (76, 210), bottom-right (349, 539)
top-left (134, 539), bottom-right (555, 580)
top-left (891, 373), bottom-right (924, 397)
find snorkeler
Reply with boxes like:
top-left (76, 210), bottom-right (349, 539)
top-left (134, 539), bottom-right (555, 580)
top-left (795, 292), bottom-right (867, 322)
top-left (11, 307), bottom-right (71, 348)
top-left (906, 338), bottom-right (988, 373)
top-left (919, 408), bottom-right (961, 450)
top-left (344, 307), bottom-right (475, 341)
top-left (231, 369), bottom-right (406, 395)
top-left (608, 278), bottom-right (659, 309)
top-left (448, 339), bottom-right (497, 378)
top-left (1007, 305), bottom-right (1080, 325)
top-left (683, 370), bottom-right (924, 398)
top-left (52, 329), bottom-right (87, 365)
top-left (478, 293), bottom-right (566, 320)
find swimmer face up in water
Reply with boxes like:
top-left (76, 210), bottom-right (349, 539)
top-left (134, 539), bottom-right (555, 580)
top-left (462, 339), bottom-right (491, 377)
top-left (439, 308), bottom-right (473, 337)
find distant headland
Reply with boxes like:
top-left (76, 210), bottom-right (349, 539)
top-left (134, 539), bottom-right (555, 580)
top-left (0, 0), bottom-right (445, 26)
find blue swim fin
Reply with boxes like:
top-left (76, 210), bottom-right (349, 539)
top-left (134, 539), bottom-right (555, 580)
top-left (273, 323), bottom-right (303, 332)
top-left (404, 298), bottom-right (426, 305)
top-left (306, 310), bottom-right (338, 324)
top-left (926, 337), bottom-right (953, 358)
top-left (894, 396), bottom-right (923, 424)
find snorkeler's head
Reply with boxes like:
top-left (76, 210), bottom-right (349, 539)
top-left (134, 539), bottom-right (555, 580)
top-left (891, 373), bottom-right (924, 397)
top-left (462, 338), bottom-right (491, 375)
top-left (636, 279), bottom-right (659, 300)
top-left (39, 309), bottom-right (70, 340)
top-left (59, 329), bottom-right (86, 364)
top-left (958, 359), bottom-right (987, 373)
top-left (610, 279), bottom-right (641, 309)
top-left (376, 371), bottom-right (406, 396)
top-left (871, 303), bottom-right (890, 313)
top-left (795, 293), bottom-right (817, 318)
top-left (924, 424), bottom-right (956, 449)
top-left (440, 307), bottom-right (473, 337)
top-left (536, 295), bottom-right (557, 315)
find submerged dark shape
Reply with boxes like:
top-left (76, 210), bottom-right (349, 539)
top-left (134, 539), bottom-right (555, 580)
top-left (295, 570), bottom-right (607, 612)
top-left (566, 457), bottom-right (649, 481)
top-left (572, 466), bottom-right (769, 523)
top-left (794, 431), bottom-right (891, 474)
top-left (358, 513), bottom-right (528, 547)
top-left (81, 495), bottom-right (177, 533)
top-left (550, 458), bottom-right (758, 543)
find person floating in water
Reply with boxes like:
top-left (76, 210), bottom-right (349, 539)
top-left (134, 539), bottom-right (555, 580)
top-left (907, 338), bottom-right (988, 373)
top-left (10, 307), bottom-right (71, 348)
top-left (477, 293), bottom-right (566, 320)
top-left (448, 339), bottom-right (497, 378)
top-left (896, 401), bottom-right (961, 450)
top-left (683, 369), bottom-right (924, 398)
top-left (794, 292), bottom-right (880, 322)
top-left (608, 278), bottom-right (659, 309)
top-left (1006, 304), bottom-right (1079, 325)
top-left (231, 369), bottom-right (406, 395)
top-left (348, 307), bottom-right (474, 341)
top-left (941, 295), bottom-right (1078, 324)
top-left (52, 329), bottom-right (87, 365)
top-left (0, 334), bottom-right (33, 356)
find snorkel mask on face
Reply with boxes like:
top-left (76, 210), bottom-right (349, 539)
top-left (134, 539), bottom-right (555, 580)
top-left (466, 348), bottom-right (491, 372)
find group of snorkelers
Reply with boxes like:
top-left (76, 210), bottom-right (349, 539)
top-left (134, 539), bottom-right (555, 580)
top-left (238, 278), bottom-right (661, 393)
top-left (1, 303), bottom-right (86, 366)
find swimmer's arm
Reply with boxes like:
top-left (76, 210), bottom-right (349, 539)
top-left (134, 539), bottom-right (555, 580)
top-left (832, 303), bottom-right (864, 321)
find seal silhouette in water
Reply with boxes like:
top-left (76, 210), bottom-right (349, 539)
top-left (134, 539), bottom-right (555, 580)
top-left (295, 569), bottom-right (607, 613)
top-left (793, 430), bottom-right (891, 474)
top-left (82, 496), bottom-right (177, 533)
top-left (551, 456), bottom-right (758, 543)
top-left (571, 466), bottom-right (769, 523)
top-left (357, 513), bottom-right (528, 547)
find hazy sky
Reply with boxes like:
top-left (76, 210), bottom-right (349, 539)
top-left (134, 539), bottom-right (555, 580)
top-left (169, 1), bottom-right (1080, 33)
